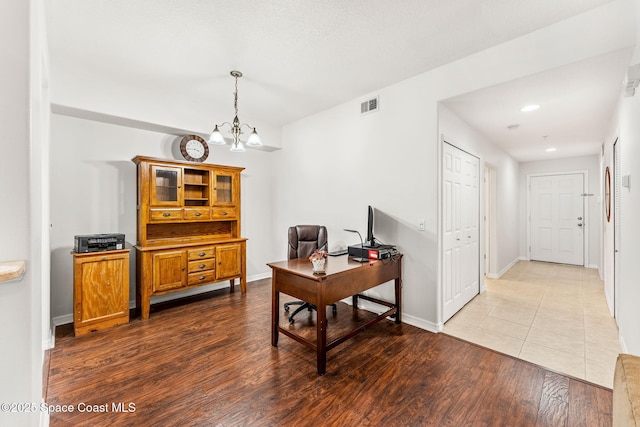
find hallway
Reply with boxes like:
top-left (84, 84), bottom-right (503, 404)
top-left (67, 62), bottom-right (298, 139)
top-left (444, 261), bottom-right (620, 388)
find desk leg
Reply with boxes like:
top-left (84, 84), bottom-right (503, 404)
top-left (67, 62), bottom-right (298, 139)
top-left (317, 301), bottom-right (327, 375)
top-left (271, 272), bottom-right (279, 347)
top-left (352, 295), bottom-right (358, 309)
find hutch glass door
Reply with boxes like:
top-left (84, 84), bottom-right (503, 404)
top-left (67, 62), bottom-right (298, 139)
top-left (151, 165), bottom-right (182, 206)
top-left (214, 172), bottom-right (236, 205)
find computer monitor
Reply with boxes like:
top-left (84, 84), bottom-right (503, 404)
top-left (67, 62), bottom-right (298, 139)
top-left (366, 205), bottom-right (376, 247)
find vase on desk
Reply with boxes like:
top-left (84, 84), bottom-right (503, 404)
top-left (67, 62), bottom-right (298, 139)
top-left (311, 258), bottom-right (326, 274)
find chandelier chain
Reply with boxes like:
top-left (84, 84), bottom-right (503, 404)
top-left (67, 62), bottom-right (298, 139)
top-left (234, 74), bottom-right (239, 118)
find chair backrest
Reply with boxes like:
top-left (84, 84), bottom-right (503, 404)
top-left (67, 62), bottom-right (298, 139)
top-left (288, 225), bottom-right (328, 260)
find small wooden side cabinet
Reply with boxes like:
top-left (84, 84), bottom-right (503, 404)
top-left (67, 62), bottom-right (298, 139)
top-left (73, 249), bottom-right (130, 336)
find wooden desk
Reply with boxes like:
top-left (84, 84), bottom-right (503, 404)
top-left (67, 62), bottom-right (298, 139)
top-left (268, 254), bottom-right (402, 375)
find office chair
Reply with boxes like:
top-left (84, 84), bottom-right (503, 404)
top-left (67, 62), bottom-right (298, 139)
top-left (284, 225), bottom-right (337, 324)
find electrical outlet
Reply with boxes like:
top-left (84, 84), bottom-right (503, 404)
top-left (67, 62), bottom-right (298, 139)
top-left (418, 219), bottom-right (426, 231)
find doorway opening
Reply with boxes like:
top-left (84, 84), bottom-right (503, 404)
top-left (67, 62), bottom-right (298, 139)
top-left (484, 165), bottom-right (497, 278)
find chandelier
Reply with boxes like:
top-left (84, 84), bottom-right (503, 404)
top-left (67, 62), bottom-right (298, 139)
top-left (208, 70), bottom-right (262, 152)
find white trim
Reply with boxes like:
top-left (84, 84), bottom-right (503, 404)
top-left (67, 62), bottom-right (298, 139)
top-left (43, 327), bottom-right (54, 350)
top-left (40, 402), bottom-right (50, 427)
top-left (619, 333), bottom-right (628, 354)
top-left (526, 170), bottom-right (590, 267)
top-left (402, 313), bottom-right (441, 333)
top-left (486, 256), bottom-right (520, 279)
top-left (52, 314), bottom-right (73, 328)
top-left (52, 275), bottom-right (273, 327)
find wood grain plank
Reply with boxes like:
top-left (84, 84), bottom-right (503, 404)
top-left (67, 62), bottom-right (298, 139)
top-left (46, 279), bottom-right (612, 426)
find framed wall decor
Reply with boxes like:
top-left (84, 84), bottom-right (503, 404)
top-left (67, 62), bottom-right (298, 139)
top-left (605, 166), bottom-right (611, 222)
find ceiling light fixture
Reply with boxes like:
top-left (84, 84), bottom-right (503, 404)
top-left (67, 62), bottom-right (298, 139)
top-left (521, 104), bottom-right (540, 112)
top-left (545, 148), bottom-right (557, 152)
top-left (208, 70), bottom-right (263, 152)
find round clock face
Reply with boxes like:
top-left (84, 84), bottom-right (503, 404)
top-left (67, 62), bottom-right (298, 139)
top-left (180, 135), bottom-right (209, 162)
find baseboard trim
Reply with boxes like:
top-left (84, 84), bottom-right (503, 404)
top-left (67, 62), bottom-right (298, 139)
top-left (43, 327), bottom-right (55, 350)
top-left (52, 274), bottom-right (273, 328)
top-left (40, 403), bottom-right (50, 427)
top-left (619, 333), bottom-right (628, 354)
top-left (339, 297), bottom-right (440, 333)
top-left (402, 313), bottom-right (441, 333)
top-left (52, 313), bottom-right (72, 328)
top-left (487, 257), bottom-right (520, 280)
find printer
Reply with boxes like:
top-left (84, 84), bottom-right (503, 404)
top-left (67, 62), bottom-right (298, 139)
top-left (74, 233), bottom-right (126, 253)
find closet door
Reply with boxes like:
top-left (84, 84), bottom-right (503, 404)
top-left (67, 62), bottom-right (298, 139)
top-left (442, 142), bottom-right (480, 322)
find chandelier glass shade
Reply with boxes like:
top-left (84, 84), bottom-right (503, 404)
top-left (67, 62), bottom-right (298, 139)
top-left (208, 70), bottom-right (263, 152)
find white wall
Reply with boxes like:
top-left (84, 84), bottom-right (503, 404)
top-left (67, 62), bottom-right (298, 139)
top-left (49, 114), bottom-right (276, 321)
top-left (518, 155), bottom-right (602, 268)
top-left (615, 87), bottom-right (640, 355)
top-left (0, 1), bottom-right (46, 426)
top-left (603, 0), bottom-right (640, 354)
top-left (439, 104), bottom-right (521, 278)
top-left (277, 1), bottom-right (635, 331)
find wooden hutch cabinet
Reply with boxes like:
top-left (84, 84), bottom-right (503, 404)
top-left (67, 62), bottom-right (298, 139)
top-left (132, 156), bottom-right (247, 319)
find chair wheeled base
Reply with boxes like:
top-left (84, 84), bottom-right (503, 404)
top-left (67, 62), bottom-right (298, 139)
top-left (284, 300), bottom-right (337, 324)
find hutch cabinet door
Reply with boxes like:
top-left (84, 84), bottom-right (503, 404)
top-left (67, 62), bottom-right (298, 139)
top-left (212, 171), bottom-right (238, 206)
top-left (152, 249), bottom-right (187, 292)
top-left (216, 243), bottom-right (242, 279)
top-left (150, 165), bottom-right (182, 206)
top-left (73, 250), bottom-right (129, 335)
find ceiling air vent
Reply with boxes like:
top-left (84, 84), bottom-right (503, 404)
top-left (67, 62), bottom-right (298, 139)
top-left (361, 96), bottom-right (379, 114)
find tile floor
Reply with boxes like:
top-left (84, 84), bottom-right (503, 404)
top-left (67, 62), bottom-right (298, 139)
top-left (443, 260), bottom-right (621, 388)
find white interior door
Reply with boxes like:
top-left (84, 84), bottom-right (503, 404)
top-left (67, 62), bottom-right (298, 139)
top-left (443, 142), bottom-right (480, 322)
top-left (529, 173), bottom-right (584, 265)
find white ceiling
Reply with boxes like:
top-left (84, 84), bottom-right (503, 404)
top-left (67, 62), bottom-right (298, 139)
top-left (45, 0), bottom-right (632, 161)
top-left (442, 49), bottom-right (632, 162)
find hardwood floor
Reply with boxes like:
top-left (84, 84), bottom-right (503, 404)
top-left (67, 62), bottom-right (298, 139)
top-left (46, 279), bottom-right (612, 426)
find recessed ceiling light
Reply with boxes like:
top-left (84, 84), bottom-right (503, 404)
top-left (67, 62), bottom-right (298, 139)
top-left (521, 104), bottom-right (540, 112)
top-left (545, 148), bottom-right (557, 152)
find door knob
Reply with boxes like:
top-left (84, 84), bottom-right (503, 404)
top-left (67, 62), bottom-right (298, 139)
top-left (577, 216), bottom-right (583, 220)
top-left (577, 223), bottom-right (583, 227)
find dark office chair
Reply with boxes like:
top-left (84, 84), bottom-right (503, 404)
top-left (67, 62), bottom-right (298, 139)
top-left (284, 225), bottom-right (337, 324)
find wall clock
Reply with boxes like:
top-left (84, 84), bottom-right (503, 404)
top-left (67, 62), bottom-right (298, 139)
top-left (605, 166), bottom-right (611, 222)
top-left (179, 135), bottom-right (209, 162)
